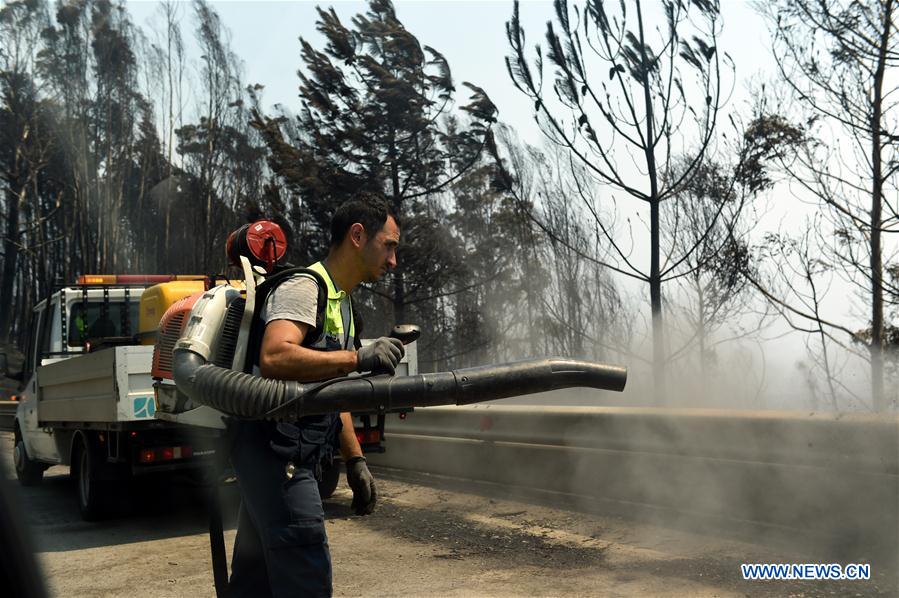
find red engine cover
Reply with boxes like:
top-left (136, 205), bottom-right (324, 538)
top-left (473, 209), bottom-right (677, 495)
top-left (151, 292), bottom-right (203, 379)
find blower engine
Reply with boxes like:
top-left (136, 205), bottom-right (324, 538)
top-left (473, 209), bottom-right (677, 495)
top-left (149, 220), bottom-right (628, 428)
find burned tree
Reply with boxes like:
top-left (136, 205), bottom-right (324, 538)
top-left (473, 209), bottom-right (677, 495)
top-left (251, 0), bottom-right (496, 333)
top-left (0, 0), bottom-right (53, 342)
top-left (505, 0), bottom-right (733, 400)
top-left (663, 155), bottom-right (761, 396)
top-left (753, 0), bottom-right (898, 410)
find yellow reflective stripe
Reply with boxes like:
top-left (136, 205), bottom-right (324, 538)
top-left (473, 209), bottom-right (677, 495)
top-left (308, 261), bottom-right (354, 341)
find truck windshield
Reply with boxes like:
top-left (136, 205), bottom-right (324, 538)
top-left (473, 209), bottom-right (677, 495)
top-left (68, 302), bottom-right (140, 346)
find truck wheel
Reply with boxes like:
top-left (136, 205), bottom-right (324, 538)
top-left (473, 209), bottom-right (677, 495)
top-left (13, 428), bottom-right (44, 486)
top-left (317, 460), bottom-right (341, 499)
top-left (72, 437), bottom-right (110, 521)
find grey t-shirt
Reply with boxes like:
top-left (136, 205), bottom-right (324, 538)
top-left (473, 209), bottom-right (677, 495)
top-left (260, 273), bottom-right (354, 349)
top-left (261, 275), bottom-right (319, 327)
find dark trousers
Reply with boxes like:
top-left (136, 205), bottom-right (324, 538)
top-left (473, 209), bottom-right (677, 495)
top-left (228, 421), bottom-right (332, 598)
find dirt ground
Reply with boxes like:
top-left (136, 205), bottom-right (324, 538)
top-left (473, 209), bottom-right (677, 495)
top-left (2, 432), bottom-right (894, 597)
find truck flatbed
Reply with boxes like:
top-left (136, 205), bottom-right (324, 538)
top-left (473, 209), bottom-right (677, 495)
top-left (37, 346), bottom-right (156, 425)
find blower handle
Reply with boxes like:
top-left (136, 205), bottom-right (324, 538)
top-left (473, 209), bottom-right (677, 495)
top-left (368, 324), bottom-right (420, 376)
top-left (389, 324), bottom-right (420, 345)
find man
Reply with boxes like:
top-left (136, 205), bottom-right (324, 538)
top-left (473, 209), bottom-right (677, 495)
top-left (228, 196), bottom-right (404, 597)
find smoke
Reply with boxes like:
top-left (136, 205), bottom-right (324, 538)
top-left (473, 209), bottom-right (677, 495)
top-left (477, 283), bottom-right (890, 414)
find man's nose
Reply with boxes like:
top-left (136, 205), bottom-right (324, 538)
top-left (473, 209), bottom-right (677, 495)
top-left (386, 252), bottom-right (397, 269)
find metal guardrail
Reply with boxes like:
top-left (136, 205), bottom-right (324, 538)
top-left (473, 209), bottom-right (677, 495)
top-left (369, 405), bottom-right (899, 557)
top-left (0, 401), bottom-right (17, 432)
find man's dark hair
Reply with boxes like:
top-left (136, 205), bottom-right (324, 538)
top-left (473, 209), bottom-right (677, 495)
top-left (330, 193), bottom-right (397, 247)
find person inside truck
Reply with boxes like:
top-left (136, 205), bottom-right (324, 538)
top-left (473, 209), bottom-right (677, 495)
top-left (68, 302), bottom-right (135, 347)
top-left (228, 195), bottom-right (404, 597)
top-left (87, 315), bottom-right (116, 339)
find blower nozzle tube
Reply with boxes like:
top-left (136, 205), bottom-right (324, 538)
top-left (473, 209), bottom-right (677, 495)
top-left (172, 349), bottom-right (627, 420)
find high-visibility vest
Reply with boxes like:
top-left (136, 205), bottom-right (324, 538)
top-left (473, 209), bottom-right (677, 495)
top-left (305, 261), bottom-right (355, 350)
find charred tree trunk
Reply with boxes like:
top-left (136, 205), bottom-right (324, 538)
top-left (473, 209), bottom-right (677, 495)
top-left (637, 0), bottom-right (666, 401)
top-left (868, 3), bottom-right (890, 410)
top-left (0, 186), bottom-right (23, 342)
top-left (388, 125), bottom-right (406, 324)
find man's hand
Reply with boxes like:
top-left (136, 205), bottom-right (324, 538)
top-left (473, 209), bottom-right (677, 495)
top-left (356, 337), bottom-right (404, 374)
top-left (346, 456), bottom-right (378, 515)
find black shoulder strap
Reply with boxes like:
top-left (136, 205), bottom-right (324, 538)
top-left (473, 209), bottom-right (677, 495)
top-left (350, 297), bottom-right (363, 350)
top-left (244, 267), bottom-right (328, 373)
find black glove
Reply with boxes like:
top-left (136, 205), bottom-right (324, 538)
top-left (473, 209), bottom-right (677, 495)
top-left (346, 456), bottom-right (378, 515)
top-left (356, 337), bottom-right (404, 374)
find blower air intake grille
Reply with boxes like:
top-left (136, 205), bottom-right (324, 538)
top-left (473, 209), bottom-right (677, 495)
top-left (154, 313), bottom-right (183, 376)
top-left (152, 293), bottom-right (202, 379)
top-left (212, 297), bottom-right (246, 369)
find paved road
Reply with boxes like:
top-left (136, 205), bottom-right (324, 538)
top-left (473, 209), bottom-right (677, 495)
top-left (2, 432), bottom-right (894, 597)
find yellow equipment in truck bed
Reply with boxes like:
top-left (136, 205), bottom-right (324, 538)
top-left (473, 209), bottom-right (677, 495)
top-left (139, 281), bottom-right (206, 344)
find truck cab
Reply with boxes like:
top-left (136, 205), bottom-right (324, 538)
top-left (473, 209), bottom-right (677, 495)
top-left (16, 278), bottom-right (140, 465)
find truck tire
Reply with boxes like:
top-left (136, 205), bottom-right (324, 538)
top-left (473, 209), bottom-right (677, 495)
top-left (317, 459), bottom-right (341, 499)
top-left (72, 436), bottom-right (111, 521)
top-left (13, 426), bottom-right (44, 487)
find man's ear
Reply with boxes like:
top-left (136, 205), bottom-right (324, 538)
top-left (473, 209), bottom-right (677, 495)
top-left (349, 222), bottom-right (366, 248)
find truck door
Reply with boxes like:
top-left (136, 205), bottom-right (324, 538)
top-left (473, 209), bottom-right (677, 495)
top-left (21, 301), bottom-right (60, 462)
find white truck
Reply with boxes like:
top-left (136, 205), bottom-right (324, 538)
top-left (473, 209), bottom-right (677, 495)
top-left (6, 275), bottom-right (219, 520)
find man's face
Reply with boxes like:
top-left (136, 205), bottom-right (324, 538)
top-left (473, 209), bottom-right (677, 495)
top-left (360, 215), bottom-right (399, 282)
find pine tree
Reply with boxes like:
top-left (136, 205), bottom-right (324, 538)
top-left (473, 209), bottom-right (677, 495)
top-left (252, 0), bottom-right (496, 338)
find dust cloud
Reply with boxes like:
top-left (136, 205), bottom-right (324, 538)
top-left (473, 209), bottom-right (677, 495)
top-left (386, 309), bottom-right (898, 586)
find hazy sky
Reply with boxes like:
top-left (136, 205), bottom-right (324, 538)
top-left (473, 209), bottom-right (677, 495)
top-left (126, 0), bottom-right (775, 144)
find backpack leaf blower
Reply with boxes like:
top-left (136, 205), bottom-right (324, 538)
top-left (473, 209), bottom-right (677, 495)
top-left (149, 221), bottom-right (627, 427)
